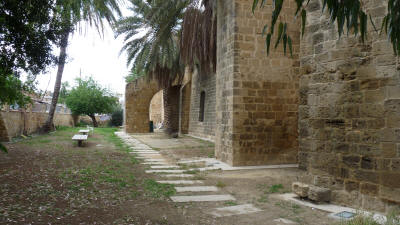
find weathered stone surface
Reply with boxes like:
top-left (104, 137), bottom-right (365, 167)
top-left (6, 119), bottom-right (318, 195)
top-left (298, 0), bottom-right (400, 211)
top-left (308, 186), bottom-right (331, 203)
top-left (292, 182), bottom-right (309, 198)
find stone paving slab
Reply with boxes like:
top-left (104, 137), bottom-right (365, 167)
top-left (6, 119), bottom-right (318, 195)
top-left (145, 170), bottom-right (186, 174)
top-left (157, 180), bottom-right (203, 185)
top-left (142, 162), bottom-right (169, 165)
top-left (160, 174), bottom-right (195, 178)
top-left (209, 204), bottom-right (262, 217)
top-left (136, 152), bottom-right (161, 155)
top-left (130, 152), bottom-right (160, 155)
top-left (175, 186), bottom-right (219, 192)
top-left (150, 165), bottom-right (180, 169)
top-left (178, 158), bottom-right (298, 171)
top-left (144, 159), bottom-right (167, 162)
top-left (170, 195), bottom-right (235, 203)
top-left (273, 218), bottom-right (296, 224)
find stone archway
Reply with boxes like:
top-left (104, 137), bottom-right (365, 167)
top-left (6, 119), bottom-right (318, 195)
top-left (125, 78), bottom-right (160, 133)
top-left (125, 74), bottom-right (192, 134)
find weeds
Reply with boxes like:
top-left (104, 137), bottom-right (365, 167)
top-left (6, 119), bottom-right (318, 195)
top-left (269, 184), bottom-right (284, 193)
top-left (216, 181), bottom-right (226, 188)
top-left (224, 201), bottom-right (238, 206)
top-left (144, 179), bottom-right (176, 199)
top-left (338, 210), bottom-right (400, 225)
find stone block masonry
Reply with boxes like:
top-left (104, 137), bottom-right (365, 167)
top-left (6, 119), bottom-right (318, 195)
top-left (215, 0), bottom-right (300, 166)
top-left (125, 74), bottom-right (191, 134)
top-left (298, 0), bottom-right (400, 212)
top-left (189, 69), bottom-right (216, 140)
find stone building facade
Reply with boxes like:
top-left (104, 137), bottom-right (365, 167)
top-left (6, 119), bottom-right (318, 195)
top-left (215, 0), bottom-right (300, 166)
top-left (124, 0), bottom-right (400, 211)
top-left (298, 0), bottom-right (400, 212)
top-left (188, 69), bottom-right (216, 141)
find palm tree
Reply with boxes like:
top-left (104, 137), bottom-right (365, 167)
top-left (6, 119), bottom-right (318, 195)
top-left (43, 0), bottom-right (122, 132)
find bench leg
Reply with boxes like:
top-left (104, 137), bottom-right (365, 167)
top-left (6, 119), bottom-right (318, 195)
top-left (78, 140), bottom-right (83, 147)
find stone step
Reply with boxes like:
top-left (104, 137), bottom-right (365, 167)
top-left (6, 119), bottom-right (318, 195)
top-left (157, 180), bottom-right (203, 185)
top-left (160, 174), bottom-right (195, 178)
top-left (145, 170), bottom-right (185, 174)
top-left (150, 165), bottom-right (180, 169)
top-left (175, 186), bottom-right (219, 192)
top-left (208, 204), bottom-right (262, 217)
top-left (170, 195), bottom-right (235, 203)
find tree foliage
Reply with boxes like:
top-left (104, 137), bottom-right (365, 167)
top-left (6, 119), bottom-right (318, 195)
top-left (116, 0), bottom-right (217, 86)
top-left (115, 0), bottom-right (188, 88)
top-left (0, 0), bottom-right (61, 76)
top-left (0, 0), bottom-right (62, 107)
top-left (180, 0), bottom-right (217, 76)
top-left (252, 0), bottom-right (400, 56)
top-left (65, 77), bottom-right (118, 126)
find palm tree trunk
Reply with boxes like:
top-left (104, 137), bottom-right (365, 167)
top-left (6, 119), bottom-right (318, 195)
top-left (43, 31), bottom-right (69, 132)
top-left (89, 115), bottom-right (98, 127)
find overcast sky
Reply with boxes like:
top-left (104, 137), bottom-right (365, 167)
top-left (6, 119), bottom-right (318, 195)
top-left (36, 11), bottom-right (131, 97)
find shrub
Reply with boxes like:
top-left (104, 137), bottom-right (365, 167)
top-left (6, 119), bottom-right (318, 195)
top-left (109, 108), bottom-right (123, 127)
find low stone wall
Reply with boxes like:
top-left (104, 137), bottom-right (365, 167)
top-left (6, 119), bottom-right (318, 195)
top-left (0, 111), bottom-right (106, 141)
top-left (1, 111), bottom-right (74, 140)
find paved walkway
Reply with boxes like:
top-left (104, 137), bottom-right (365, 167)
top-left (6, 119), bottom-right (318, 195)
top-left (116, 131), bottom-right (264, 218)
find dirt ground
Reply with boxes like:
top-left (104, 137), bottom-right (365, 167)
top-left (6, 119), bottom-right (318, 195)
top-left (0, 129), bottom-right (340, 225)
top-left (133, 132), bottom-right (340, 225)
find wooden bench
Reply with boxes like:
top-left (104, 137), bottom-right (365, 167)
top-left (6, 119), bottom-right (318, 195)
top-left (72, 134), bottom-right (88, 147)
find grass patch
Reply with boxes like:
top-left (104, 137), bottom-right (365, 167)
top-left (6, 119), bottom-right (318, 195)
top-left (144, 179), bottom-right (176, 199)
top-left (224, 201), bottom-right (238, 206)
top-left (338, 210), bottom-right (400, 225)
top-left (183, 169), bottom-right (199, 174)
top-left (216, 181), bottom-right (226, 188)
top-left (268, 184), bottom-right (284, 193)
top-left (275, 201), bottom-right (303, 214)
top-left (192, 174), bottom-right (206, 180)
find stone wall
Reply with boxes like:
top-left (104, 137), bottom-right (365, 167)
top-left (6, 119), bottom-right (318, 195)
top-left (0, 113), bottom-right (8, 141)
top-left (125, 78), bottom-right (160, 133)
top-left (125, 73), bottom-right (191, 134)
top-left (299, 0), bottom-right (400, 211)
top-left (189, 69), bottom-right (216, 140)
top-left (149, 90), bottom-right (164, 125)
top-left (1, 111), bottom-right (75, 140)
top-left (163, 85), bottom-right (181, 134)
top-left (216, 0), bottom-right (300, 166)
top-left (180, 81), bottom-right (191, 134)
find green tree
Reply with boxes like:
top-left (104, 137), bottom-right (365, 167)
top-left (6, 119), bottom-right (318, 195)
top-left (65, 77), bottom-right (118, 127)
top-left (252, 0), bottom-right (400, 56)
top-left (43, 0), bottom-right (122, 132)
top-left (0, 0), bottom-right (62, 107)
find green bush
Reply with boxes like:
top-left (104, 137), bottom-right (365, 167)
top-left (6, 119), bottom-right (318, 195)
top-left (109, 108), bottom-right (123, 127)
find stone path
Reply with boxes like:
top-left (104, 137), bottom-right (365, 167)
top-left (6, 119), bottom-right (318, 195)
top-left (116, 131), bottom-right (263, 219)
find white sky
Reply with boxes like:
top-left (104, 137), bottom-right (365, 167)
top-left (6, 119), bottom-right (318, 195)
top-left (36, 10), bottom-right (132, 97)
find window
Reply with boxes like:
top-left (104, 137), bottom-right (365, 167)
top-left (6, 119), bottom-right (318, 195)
top-left (199, 91), bottom-right (205, 122)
